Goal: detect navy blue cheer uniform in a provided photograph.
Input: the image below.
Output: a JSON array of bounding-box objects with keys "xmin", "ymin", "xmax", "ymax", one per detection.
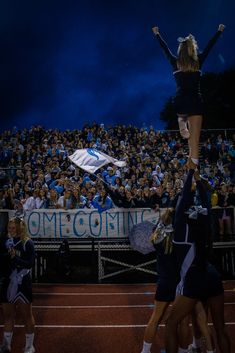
[
  {"xmin": 155, "ymin": 31, "xmax": 222, "ymax": 115},
  {"xmin": 173, "ymin": 170, "xmax": 223, "ymax": 301},
  {"xmin": 154, "ymin": 237, "xmax": 180, "ymax": 302},
  {"xmin": 0, "ymin": 237, "xmax": 35, "ymax": 304}
]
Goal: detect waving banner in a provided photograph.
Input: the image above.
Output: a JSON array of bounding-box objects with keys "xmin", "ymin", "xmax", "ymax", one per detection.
[{"xmin": 68, "ymin": 148, "xmax": 126, "ymax": 173}]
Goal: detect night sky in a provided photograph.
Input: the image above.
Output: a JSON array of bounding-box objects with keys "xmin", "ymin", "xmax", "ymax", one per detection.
[{"xmin": 1, "ymin": 0, "xmax": 235, "ymax": 132}]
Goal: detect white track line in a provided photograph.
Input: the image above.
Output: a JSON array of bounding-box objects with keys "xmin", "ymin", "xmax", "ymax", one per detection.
[
  {"xmin": 33, "ymin": 305, "xmax": 154, "ymax": 309},
  {"xmin": 0, "ymin": 323, "xmax": 235, "ymax": 328},
  {"xmin": 33, "ymin": 289, "xmax": 235, "ymax": 296},
  {"xmin": 34, "ymin": 292, "xmax": 155, "ymax": 295},
  {"xmin": 33, "ymin": 281, "xmax": 235, "ymax": 286},
  {"xmin": 32, "ymin": 302, "xmax": 235, "ymax": 309},
  {"xmin": 0, "ymin": 303, "xmax": 234, "ymax": 310},
  {"xmin": 33, "ymin": 283, "xmax": 157, "ymax": 286}
]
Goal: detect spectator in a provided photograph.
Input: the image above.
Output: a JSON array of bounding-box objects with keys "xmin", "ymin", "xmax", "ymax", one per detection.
[
  {"xmin": 92, "ymin": 187, "xmax": 113, "ymax": 212},
  {"xmin": 217, "ymin": 184, "xmax": 233, "ymax": 237},
  {"xmin": 104, "ymin": 167, "xmax": 117, "ymax": 186},
  {"xmin": 48, "ymin": 189, "xmax": 59, "ymax": 209},
  {"xmin": 35, "ymin": 189, "xmax": 49, "ymax": 209},
  {"xmin": 22, "ymin": 191, "xmax": 36, "ymax": 212}
]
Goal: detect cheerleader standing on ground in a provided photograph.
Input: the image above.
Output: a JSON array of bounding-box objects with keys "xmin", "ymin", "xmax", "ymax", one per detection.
[
  {"xmin": 140, "ymin": 176, "xmax": 216, "ymax": 353},
  {"xmin": 140, "ymin": 208, "xmax": 190, "ymax": 353},
  {"xmin": 0, "ymin": 218, "xmax": 36, "ymax": 353},
  {"xmin": 152, "ymin": 24, "xmax": 225, "ymax": 167}
]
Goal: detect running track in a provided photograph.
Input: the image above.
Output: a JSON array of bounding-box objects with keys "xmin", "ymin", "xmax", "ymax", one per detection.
[{"xmin": 0, "ymin": 281, "xmax": 235, "ymax": 353}]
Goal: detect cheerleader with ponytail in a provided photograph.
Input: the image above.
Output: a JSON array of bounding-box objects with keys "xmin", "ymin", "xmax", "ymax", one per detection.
[
  {"xmin": 140, "ymin": 208, "xmax": 187, "ymax": 353},
  {"xmin": 0, "ymin": 218, "xmax": 35, "ymax": 353},
  {"xmin": 152, "ymin": 24, "xmax": 225, "ymax": 168}
]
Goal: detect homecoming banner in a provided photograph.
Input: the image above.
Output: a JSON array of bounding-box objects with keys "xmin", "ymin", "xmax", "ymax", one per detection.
[{"xmin": 2, "ymin": 208, "xmax": 160, "ymax": 239}]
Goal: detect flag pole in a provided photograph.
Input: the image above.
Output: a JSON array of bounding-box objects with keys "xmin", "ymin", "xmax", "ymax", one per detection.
[{"xmin": 93, "ymin": 173, "xmax": 110, "ymax": 187}]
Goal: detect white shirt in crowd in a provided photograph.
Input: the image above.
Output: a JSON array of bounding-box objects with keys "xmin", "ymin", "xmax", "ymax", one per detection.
[{"xmin": 23, "ymin": 197, "xmax": 36, "ymax": 211}]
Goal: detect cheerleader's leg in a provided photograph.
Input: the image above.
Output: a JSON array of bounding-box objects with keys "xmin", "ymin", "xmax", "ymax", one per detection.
[{"xmin": 187, "ymin": 115, "xmax": 202, "ymax": 166}]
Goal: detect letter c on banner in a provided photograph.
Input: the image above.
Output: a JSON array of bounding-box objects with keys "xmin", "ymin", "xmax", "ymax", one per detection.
[{"xmin": 73, "ymin": 211, "xmax": 86, "ymax": 237}]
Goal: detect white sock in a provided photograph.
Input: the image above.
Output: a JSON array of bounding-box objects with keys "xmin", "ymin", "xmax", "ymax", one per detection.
[
  {"xmin": 3, "ymin": 332, "xmax": 13, "ymax": 347},
  {"xmin": 178, "ymin": 348, "xmax": 188, "ymax": 353},
  {"xmin": 192, "ymin": 336, "xmax": 201, "ymax": 348},
  {"xmin": 191, "ymin": 158, "xmax": 199, "ymax": 165},
  {"xmin": 141, "ymin": 341, "xmax": 152, "ymax": 353},
  {"xmin": 25, "ymin": 333, "xmax": 34, "ymax": 349},
  {"xmin": 178, "ymin": 118, "xmax": 188, "ymax": 131}
]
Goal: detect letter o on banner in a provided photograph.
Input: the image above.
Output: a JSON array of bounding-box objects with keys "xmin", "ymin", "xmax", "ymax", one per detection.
[
  {"xmin": 89, "ymin": 211, "xmax": 102, "ymax": 237},
  {"xmin": 27, "ymin": 212, "xmax": 41, "ymax": 237}
]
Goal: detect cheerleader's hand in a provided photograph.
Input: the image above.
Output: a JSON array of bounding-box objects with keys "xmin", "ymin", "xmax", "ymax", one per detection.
[
  {"xmin": 152, "ymin": 26, "xmax": 159, "ymax": 35},
  {"xmin": 9, "ymin": 248, "xmax": 16, "ymax": 258},
  {"xmin": 194, "ymin": 170, "xmax": 201, "ymax": 181},
  {"xmin": 218, "ymin": 24, "xmax": 225, "ymax": 32},
  {"xmin": 186, "ymin": 158, "xmax": 198, "ymax": 170}
]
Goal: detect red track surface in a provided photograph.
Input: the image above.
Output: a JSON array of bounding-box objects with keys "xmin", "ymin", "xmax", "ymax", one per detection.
[{"xmin": 0, "ymin": 281, "xmax": 235, "ymax": 353}]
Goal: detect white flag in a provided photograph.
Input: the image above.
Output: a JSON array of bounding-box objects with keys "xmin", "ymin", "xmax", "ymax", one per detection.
[{"xmin": 68, "ymin": 148, "xmax": 126, "ymax": 173}]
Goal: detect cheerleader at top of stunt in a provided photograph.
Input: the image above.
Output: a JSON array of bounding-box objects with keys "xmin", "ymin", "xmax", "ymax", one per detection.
[{"xmin": 152, "ymin": 24, "xmax": 225, "ymax": 167}]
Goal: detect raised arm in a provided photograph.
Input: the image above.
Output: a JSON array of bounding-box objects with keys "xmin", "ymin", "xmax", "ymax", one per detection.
[
  {"xmin": 174, "ymin": 169, "xmax": 194, "ymax": 222},
  {"xmin": 152, "ymin": 26, "xmax": 177, "ymax": 68},
  {"xmin": 103, "ymin": 183, "xmax": 126, "ymax": 207},
  {"xmin": 199, "ymin": 24, "xmax": 225, "ymax": 66},
  {"xmin": 194, "ymin": 171, "xmax": 211, "ymax": 210}
]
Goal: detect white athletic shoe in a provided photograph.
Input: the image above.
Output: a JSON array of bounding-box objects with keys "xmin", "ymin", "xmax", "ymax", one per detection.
[
  {"xmin": 179, "ymin": 127, "xmax": 190, "ymax": 139},
  {"xmin": 178, "ymin": 118, "xmax": 190, "ymax": 139},
  {"xmin": 24, "ymin": 346, "xmax": 35, "ymax": 353}
]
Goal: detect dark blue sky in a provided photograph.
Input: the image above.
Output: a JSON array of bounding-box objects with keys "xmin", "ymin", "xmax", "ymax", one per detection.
[{"xmin": 1, "ymin": 0, "xmax": 235, "ymax": 132}]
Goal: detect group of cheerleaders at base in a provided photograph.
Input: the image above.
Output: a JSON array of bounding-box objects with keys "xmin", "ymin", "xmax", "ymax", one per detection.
[
  {"xmin": 140, "ymin": 23, "xmax": 230, "ymax": 353},
  {"xmin": 140, "ymin": 166, "xmax": 231, "ymax": 353}
]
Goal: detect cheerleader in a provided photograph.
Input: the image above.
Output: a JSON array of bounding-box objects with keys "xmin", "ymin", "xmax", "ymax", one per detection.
[
  {"xmin": 152, "ymin": 24, "xmax": 225, "ymax": 167},
  {"xmin": 140, "ymin": 208, "xmax": 190, "ymax": 353},
  {"xmin": 165, "ymin": 167, "xmax": 230, "ymax": 353},
  {"xmin": 0, "ymin": 217, "xmax": 35, "ymax": 353}
]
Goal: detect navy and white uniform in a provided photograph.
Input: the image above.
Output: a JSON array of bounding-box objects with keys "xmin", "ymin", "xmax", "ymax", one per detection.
[
  {"xmin": 173, "ymin": 170, "xmax": 223, "ymax": 301},
  {"xmin": 154, "ymin": 238, "xmax": 180, "ymax": 302},
  {"xmin": 155, "ymin": 31, "xmax": 222, "ymax": 115},
  {"xmin": 0, "ymin": 237, "xmax": 35, "ymax": 304}
]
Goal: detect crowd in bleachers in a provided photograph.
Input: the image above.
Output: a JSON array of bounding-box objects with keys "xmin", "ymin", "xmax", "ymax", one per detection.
[{"xmin": 0, "ymin": 124, "xmax": 235, "ymax": 225}]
